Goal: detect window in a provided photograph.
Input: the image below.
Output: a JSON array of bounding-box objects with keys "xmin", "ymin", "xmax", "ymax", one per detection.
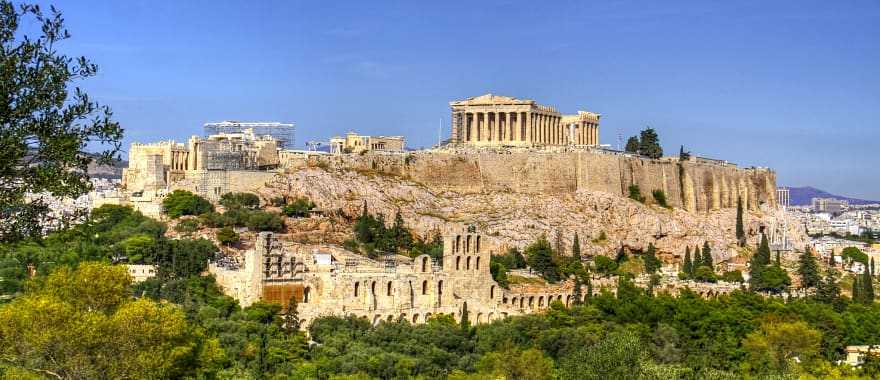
[
  {"xmin": 387, "ymin": 281, "xmax": 393, "ymax": 296},
  {"xmin": 354, "ymin": 282, "xmax": 359, "ymax": 297},
  {"xmin": 422, "ymin": 280, "xmax": 428, "ymax": 295}
]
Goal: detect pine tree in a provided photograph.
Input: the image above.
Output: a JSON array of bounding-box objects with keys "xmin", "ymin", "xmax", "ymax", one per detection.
[
  {"xmin": 736, "ymin": 197, "xmax": 746, "ymax": 247},
  {"xmin": 638, "ymin": 128, "xmax": 663, "ymax": 159},
  {"xmin": 797, "ymin": 247, "xmax": 820, "ymax": 289},
  {"xmin": 702, "ymin": 241, "xmax": 714, "ymax": 269},
  {"xmin": 816, "ymin": 269, "xmax": 841, "ymax": 305},
  {"xmin": 683, "ymin": 246, "xmax": 693, "ymax": 278},
  {"xmin": 644, "ymin": 243, "xmax": 661, "ymax": 273},
  {"xmin": 625, "ymin": 136, "xmax": 640, "ymax": 153},
  {"xmin": 572, "ymin": 232, "xmax": 581, "ymax": 262}
]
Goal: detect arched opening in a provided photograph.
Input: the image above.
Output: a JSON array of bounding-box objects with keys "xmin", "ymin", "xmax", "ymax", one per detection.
[
  {"xmin": 372, "ymin": 315, "xmax": 381, "ymax": 326},
  {"xmin": 466, "ymin": 235, "xmax": 472, "ymax": 253},
  {"xmin": 409, "ymin": 281, "xmax": 414, "ymax": 306},
  {"xmin": 422, "ymin": 280, "xmax": 428, "ymax": 295},
  {"xmin": 354, "ymin": 282, "xmax": 359, "ymax": 297},
  {"xmin": 370, "ymin": 282, "xmax": 377, "ymax": 309},
  {"xmin": 520, "ymin": 297, "xmax": 525, "ymax": 308},
  {"xmin": 511, "ymin": 297, "xmax": 517, "ymax": 306},
  {"xmin": 387, "ymin": 315, "xmax": 393, "ymax": 322},
  {"xmin": 488, "ymin": 312, "xmax": 494, "ymax": 322},
  {"xmin": 421, "ymin": 257, "xmax": 428, "ymax": 272},
  {"xmin": 476, "ymin": 236, "xmax": 481, "ymax": 252},
  {"xmin": 412, "ymin": 314, "xmax": 420, "ymax": 323},
  {"xmin": 476, "ymin": 256, "xmax": 481, "ymax": 270},
  {"xmin": 528, "ymin": 296, "xmax": 534, "ymax": 308},
  {"xmin": 455, "ymin": 256, "xmax": 461, "ymax": 270},
  {"xmin": 303, "ymin": 287, "xmax": 311, "ymax": 303},
  {"xmin": 466, "ymin": 257, "xmax": 471, "ymax": 270},
  {"xmin": 437, "ymin": 280, "xmax": 443, "ymax": 306},
  {"xmin": 425, "ymin": 312, "xmax": 432, "ymax": 321},
  {"xmin": 455, "ymin": 235, "xmax": 461, "ymax": 253},
  {"xmin": 557, "ymin": 294, "xmax": 562, "ymax": 302},
  {"xmin": 490, "ymin": 285, "xmax": 495, "ymax": 299},
  {"xmin": 386, "ymin": 281, "xmax": 393, "ymax": 296},
  {"xmin": 538, "ymin": 296, "xmax": 544, "ymax": 307},
  {"xmin": 477, "ymin": 313, "xmax": 483, "ymax": 324}
]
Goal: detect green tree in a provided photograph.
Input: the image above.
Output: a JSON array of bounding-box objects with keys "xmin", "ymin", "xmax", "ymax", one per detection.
[
  {"xmin": 638, "ymin": 127, "xmax": 663, "ymax": 159},
  {"xmin": 694, "ymin": 266, "xmax": 718, "ymax": 283},
  {"xmin": 651, "ymin": 189, "xmax": 669, "ymax": 208},
  {"xmin": 861, "ymin": 269, "xmax": 874, "ymax": 304},
  {"xmin": 628, "ymin": 184, "xmax": 645, "ymax": 203},
  {"xmin": 749, "ymin": 234, "xmax": 772, "ymax": 290},
  {"xmin": 0, "ymin": 2, "xmax": 123, "ymax": 243},
  {"xmin": 594, "ymin": 256, "xmax": 618, "ymax": 275},
  {"xmin": 797, "ymin": 247, "xmax": 820, "ymax": 289},
  {"xmin": 815, "ymin": 269, "xmax": 841, "ymax": 305},
  {"xmin": 216, "ymin": 227, "xmax": 239, "ymax": 246},
  {"xmin": 572, "ymin": 276, "xmax": 583, "ymax": 306},
  {"xmin": 571, "ymin": 232, "xmax": 581, "ymax": 262},
  {"xmin": 756, "ymin": 265, "xmax": 791, "ymax": 293},
  {"xmin": 678, "ymin": 145, "xmax": 691, "ymax": 161},
  {"xmin": 742, "ymin": 321, "xmax": 822, "ymax": 374},
  {"xmin": 643, "ymin": 243, "xmax": 661, "ymax": 273},
  {"xmin": 281, "ymin": 197, "xmax": 316, "ymax": 218},
  {"xmin": 460, "ymin": 302, "xmax": 470, "ymax": 332},
  {"xmin": 558, "ymin": 330, "xmax": 643, "ymax": 380},
  {"xmin": 525, "ymin": 236, "xmax": 560, "ymax": 282},
  {"xmin": 736, "ymin": 197, "xmax": 746, "ymax": 246},
  {"xmin": 683, "ymin": 246, "xmax": 693, "ymax": 278},
  {"xmin": 721, "ymin": 270, "xmax": 745, "ymax": 283},
  {"xmin": 219, "ymin": 192, "xmax": 261, "ymax": 210},
  {"xmin": 246, "ymin": 211, "xmax": 284, "ymax": 232},
  {"xmin": 624, "ymin": 136, "xmax": 640, "ymax": 153},
  {"xmin": 701, "ymin": 241, "xmax": 714, "ymax": 269},
  {"xmin": 162, "ymin": 190, "xmax": 214, "ymax": 219},
  {"xmin": 842, "ymin": 246, "xmax": 869, "ymax": 264}
]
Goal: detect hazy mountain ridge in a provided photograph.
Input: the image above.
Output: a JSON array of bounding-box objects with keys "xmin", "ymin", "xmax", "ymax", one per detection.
[{"xmin": 787, "ymin": 186, "xmax": 878, "ymax": 206}]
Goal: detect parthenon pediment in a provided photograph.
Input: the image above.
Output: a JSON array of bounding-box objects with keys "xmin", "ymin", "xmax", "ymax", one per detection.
[{"xmin": 451, "ymin": 93, "xmax": 534, "ymax": 106}]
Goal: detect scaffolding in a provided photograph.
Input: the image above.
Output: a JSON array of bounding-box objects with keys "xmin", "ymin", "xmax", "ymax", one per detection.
[{"xmin": 203, "ymin": 121, "xmax": 296, "ymax": 149}]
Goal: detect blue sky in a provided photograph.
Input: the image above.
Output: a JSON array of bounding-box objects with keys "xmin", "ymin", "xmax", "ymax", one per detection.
[{"xmin": 48, "ymin": 0, "xmax": 880, "ymax": 199}]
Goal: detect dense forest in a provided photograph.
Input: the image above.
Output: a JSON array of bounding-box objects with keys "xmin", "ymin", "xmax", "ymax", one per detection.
[{"xmin": 2, "ymin": 205, "xmax": 880, "ymax": 379}]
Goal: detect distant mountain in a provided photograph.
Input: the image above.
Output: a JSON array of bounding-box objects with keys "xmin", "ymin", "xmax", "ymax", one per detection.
[{"xmin": 786, "ymin": 186, "xmax": 879, "ymax": 206}]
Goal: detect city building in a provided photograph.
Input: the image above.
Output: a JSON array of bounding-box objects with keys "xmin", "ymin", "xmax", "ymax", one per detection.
[
  {"xmin": 812, "ymin": 197, "xmax": 849, "ymax": 214},
  {"xmin": 448, "ymin": 94, "xmax": 600, "ymax": 147},
  {"xmin": 329, "ymin": 132, "xmax": 406, "ymax": 154}
]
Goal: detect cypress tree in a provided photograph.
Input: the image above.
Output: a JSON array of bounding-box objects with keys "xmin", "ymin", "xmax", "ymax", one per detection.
[
  {"xmin": 683, "ymin": 246, "xmax": 693, "ymax": 278},
  {"xmin": 797, "ymin": 246, "xmax": 820, "ymax": 289},
  {"xmin": 586, "ymin": 277, "xmax": 593, "ymax": 303},
  {"xmin": 853, "ymin": 275, "xmax": 863, "ymax": 303},
  {"xmin": 736, "ymin": 197, "xmax": 745, "ymax": 247},
  {"xmin": 572, "ymin": 232, "xmax": 581, "ymax": 262},
  {"xmin": 864, "ymin": 269, "xmax": 875, "ymax": 304},
  {"xmin": 702, "ymin": 241, "xmax": 714, "ymax": 269},
  {"xmin": 460, "ymin": 302, "xmax": 470, "ymax": 331},
  {"xmin": 572, "ymin": 276, "xmax": 583, "ymax": 306},
  {"xmin": 749, "ymin": 234, "xmax": 771, "ymax": 290},
  {"xmin": 615, "ymin": 246, "xmax": 627, "ymax": 263},
  {"xmin": 694, "ymin": 245, "xmax": 703, "ymax": 269},
  {"xmin": 816, "ymin": 269, "xmax": 841, "ymax": 305}
]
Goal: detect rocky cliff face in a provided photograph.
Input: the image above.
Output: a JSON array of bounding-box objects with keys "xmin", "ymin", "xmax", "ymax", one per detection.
[
  {"xmin": 260, "ymin": 166, "xmax": 806, "ymax": 265},
  {"xmin": 296, "ymin": 150, "xmax": 777, "ymax": 214}
]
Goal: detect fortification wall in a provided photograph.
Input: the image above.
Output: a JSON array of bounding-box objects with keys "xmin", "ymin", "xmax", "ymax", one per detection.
[{"xmin": 294, "ymin": 150, "xmax": 776, "ymax": 212}]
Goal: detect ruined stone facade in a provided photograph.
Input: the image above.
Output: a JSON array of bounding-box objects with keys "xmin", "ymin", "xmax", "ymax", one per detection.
[
  {"xmin": 449, "ymin": 94, "xmax": 600, "ymax": 147},
  {"xmin": 210, "ymin": 229, "xmax": 584, "ymax": 327},
  {"xmin": 329, "ymin": 131, "xmax": 406, "ymax": 154}
]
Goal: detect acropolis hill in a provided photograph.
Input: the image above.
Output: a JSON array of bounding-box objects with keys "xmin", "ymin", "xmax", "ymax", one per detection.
[{"xmin": 115, "ymin": 93, "xmax": 806, "ymax": 325}]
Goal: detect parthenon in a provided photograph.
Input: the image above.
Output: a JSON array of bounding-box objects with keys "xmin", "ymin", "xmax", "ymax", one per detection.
[{"xmin": 449, "ymin": 94, "xmax": 600, "ymax": 147}]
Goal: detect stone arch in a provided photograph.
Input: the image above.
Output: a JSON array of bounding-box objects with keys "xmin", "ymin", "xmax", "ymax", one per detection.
[
  {"xmin": 557, "ymin": 294, "xmax": 562, "ymax": 302},
  {"xmin": 354, "ymin": 281, "xmax": 360, "ymax": 297},
  {"xmin": 565, "ymin": 295, "xmax": 571, "ymax": 306},
  {"xmin": 386, "ymin": 281, "xmax": 393, "ymax": 296},
  {"xmin": 488, "ymin": 312, "xmax": 494, "ymax": 322},
  {"xmin": 400, "ymin": 313, "xmax": 407, "ymax": 322},
  {"xmin": 455, "ymin": 235, "xmax": 461, "ymax": 253},
  {"xmin": 466, "ymin": 235, "xmax": 472, "ymax": 253},
  {"xmin": 511, "ymin": 297, "xmax": 518, "ymax": 307},
  {"xmin": 425, "ymin": 312, "xmax": 432, "ymax": 321},
  {"xmin": 476, "ymin": 236, "xmax": 481, "ymax": 252},
  {"xmin": 387, "ymin": 315, "xmax": 394, "ymax": 322},
  {"xmin": 520, "ymin": 297, "xmax": 525, "ymax": 308},
  {"xmin": 466, "ymin": 256, "xmax": 471, "ymax": 270},
  {"xmin": 476, "ymin": 256, "xmax": 481, "ymax": 270},
  {"xmin": 303, "ymin": 286, "xmax": 311, "ymax": 303},
  {"xmin": 437, "ymin": 280, "xmax": 444, "ymax": 306},
  {"xmin": 372, "ymin": 315, "xmax": 381, "ymax": 326},
  {"xmin": 456, "ymin": 256, "xmax": 461, "ymax": 270},
  {"xmin": 412, "ymin": 314, "xmax": 420, "ymax": 323},
  {"xmin": 490, "ymin": 285, "xmax": 495, "ymax": 299},
  {"xmin": 528, "ymin": 296, "xmax": 534, "ymax": 308},
  {"xmin": 422, "ymin": 280, "xmax": 428, "ymax": 295},
  {"xmin": 409, "ymin": 281, "xmax": 414, "ymax": 306},
  {"xmin": 370, "ymin": 281, "xmax": 377, "ymax": 309},
  {"xmin": 538, "ymin": 296, "xmax": 544, "ymax": 307},
  {"xmin": 476, "ymin": 313, "xmax": 484, "ymax": 324},
  {"xmin": 421, "ymin": 256, "xmax": 429, "ymax": 272}
]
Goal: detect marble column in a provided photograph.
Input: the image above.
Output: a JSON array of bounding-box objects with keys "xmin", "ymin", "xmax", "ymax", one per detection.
[
  {"xmin": 494, "ymin": 112, "xmax": 501, "ymax": 142},
  {"xmin": 526, "ymin": 112, "xmax": 532, "ymax": 143}
]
